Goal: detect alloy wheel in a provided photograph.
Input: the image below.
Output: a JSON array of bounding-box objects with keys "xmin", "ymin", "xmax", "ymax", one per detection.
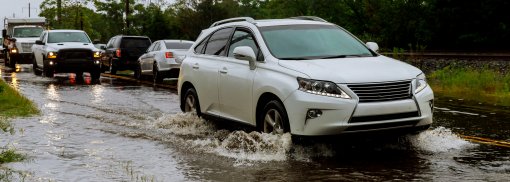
[{"xmin": 264, "ymin": 109, "xmax": 285, "ymax": 134}]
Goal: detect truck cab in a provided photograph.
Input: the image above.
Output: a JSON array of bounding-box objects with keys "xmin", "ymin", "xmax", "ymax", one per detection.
[{"xmin": 2, "ymin": 18, "xmax": 46, "ymax": 68}]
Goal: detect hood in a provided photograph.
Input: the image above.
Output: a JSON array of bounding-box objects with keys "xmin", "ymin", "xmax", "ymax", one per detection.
[
  {"xmin": 14, "ymin": 37, "xmax": 39, "ymax": 43},
  {"xmin": 46, "ymin": 42, "xmax": 98, "ymax": 52},
  {"xmin": 278, "ymin": 56, "xmax": 422, "ymax": 84}
]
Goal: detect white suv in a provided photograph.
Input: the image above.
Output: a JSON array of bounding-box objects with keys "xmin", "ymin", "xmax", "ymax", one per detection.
[{"xmin": 178, "ymin": 17, "xmax": 434, "ymax": 136}]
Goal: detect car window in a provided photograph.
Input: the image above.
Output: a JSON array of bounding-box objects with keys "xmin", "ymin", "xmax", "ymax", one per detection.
[
  {"xmin": 165, "ymin": 42, "xmax": 193, "ymax": 50},
  {"xmin": 47, "ymin": 32, "xmax": 91, "ymax": 43},
  {"xmin": 107, "ymin": 38, "xmax": 116, "ymax": 48},
  {"xmin": 227, "ymin": 29, "xmax": 263, "ymax": 61},
  {"xmin": 147, "ymin": 42, "xmax": 155, "ymax": 52},
  {"xmin": 204, "ymin": 27, "xmax": 234, "ymax": 56},
  {"xmin": 153, "ymin": 42, "xmax": 161, "ymax": 51},
  {"xmin": 260, "ymin": 24, "xmax": 374, "ymax": 60},
  {"xmin": 194, "ymin": 38, "xmax": 207, "ymax": 54},
  {"xmin": 120, "ymin": 37, "xmax": 151, "ymax": 48}
]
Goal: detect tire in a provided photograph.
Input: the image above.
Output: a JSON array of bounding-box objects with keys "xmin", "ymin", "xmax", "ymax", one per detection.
[
  {"xmin": 91, "ymin": 70, "xmax": 101, "ymax": 81},
  {"xmin": 134, "ymin": 64, "xmax": 142, "ymax": 80},
  {"xmin": 182, "ymin": 87, "xmax": 201, "ymax": 116},
  {"xmin": 258, "ymin": 100, "xmax": 290, "ymax": 134},
  {"xmin": 43, "ymin": 64, "xmax": 54, "ymax": 77},
  {"xmin": 5, "ymin": 52, "xmax": 15, "ymax": 68},
  {"xmin": 33, "ymin": 56, "xmax": 42, "ymax": 76},
  {"xmin": 153, "ymin": 63, "xmax": 163, "ymax": 83},
  {"xmin": 109, "ymin": 60, "xmax": 117, "ymax": 75}
]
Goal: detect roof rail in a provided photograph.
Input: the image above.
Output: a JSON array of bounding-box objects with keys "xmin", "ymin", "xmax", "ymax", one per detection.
[
  {"xmin": 288, "ymin": 16, "xmax": 328, "ymax": 22},
  {"xmin": 210, "ymin": 17, "xmax": 255, "ymax": 28}
]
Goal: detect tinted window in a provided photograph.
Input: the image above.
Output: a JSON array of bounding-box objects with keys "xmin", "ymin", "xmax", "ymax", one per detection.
[
  {"xmin": 120, "ymin": 37, "xmax": 151, "ymax": 48},
  {"xmin": 194, "ymin": 39, "xmax": 207, "ymax": 53},
  {"xmin": 228, "ymin": 29, "xmax": 262, "ymax": 61},
  {"xmin": 47, "ymin": 32, "xmax": 91, "ymax": 43},
  {"xmin": 107, "ymin": 37, "xmax": 116, "ymax": 48},
  {"xmin": 260, "ymin": 24, "xmax": 373, "ymax": 60},
  {"xmin": 165, "ymin": 42, "xmax": 193, "ymax": 50},
  {"xmin": 204, "ymin": 28, "xmax": 234, "ymax": 56}
]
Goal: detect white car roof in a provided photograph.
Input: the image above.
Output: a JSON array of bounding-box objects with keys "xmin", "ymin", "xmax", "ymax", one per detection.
[
  {"xmin": 254, "ymin": 19, "xmax": 332, "ymax": 27},
  {"xmin": 46, "ymin": 29, "xmax": 85, "ymax": 33},
  {"xmin": 163, "ymin": 40, "xmax": 194, "ymax": 44}
]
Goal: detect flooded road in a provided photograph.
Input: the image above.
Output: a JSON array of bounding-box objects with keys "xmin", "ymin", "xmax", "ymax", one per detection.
[{"xmin": 1, "ymin": 64, "xmax": 509, "ymax": 181}]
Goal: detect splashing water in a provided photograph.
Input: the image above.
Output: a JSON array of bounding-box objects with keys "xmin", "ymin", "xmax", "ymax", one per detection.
[{"xmin": 407, "ymin": 127, "xmax": 477, "ymax": 153}]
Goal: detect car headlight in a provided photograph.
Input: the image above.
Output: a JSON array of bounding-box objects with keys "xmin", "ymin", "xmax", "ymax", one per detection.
[
  {"xmin": 47, "ymin": 52, "xmax": 57, "ymax": 59},
  {"xmin": 93, "ymin": 51, "xmax": 101, "ymax": 58},
  {"xmin": 10, "ymin": 48, "xmax": 18, "ymax": 54},
  {"xmin": 415, "ymin": 73, "xmax": 428, "ymax": 93},
  {"xmin": 297, "ymin": 77, "xmax": 351, "ymax": 99}
]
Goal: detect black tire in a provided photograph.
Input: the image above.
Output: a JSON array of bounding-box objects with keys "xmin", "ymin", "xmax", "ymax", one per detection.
[
  {"xmin": 182, "ymin": 87, "xmax": 201, "ymax": 116},
  {"xmin": 33, "ymin": 56, "xmax": 42, "ymax": 76},
  {"xmin": 109, "ymin": 60, "xmax": 117, "ymax": 75},
  {"xmin": 6, "ymin": 52, "xmax": 15, "ymax": 68},
  {"xmin": 153, "ymin": 63, "xmax": 163, "ymax": 83},
  {"xmin": 258, "ymin": 100, "xmax": 290, "ymax": 134},
  {"xmin": 43, "ymin": 65, "xmax": 54, "ymax": 77},
  {"xmin": 134, "ymin": 64, "xmax": 142, "ymax": 80},
  {"xmin": 91, "ymin": 70, "xmax": 101, "ymax": 81}
]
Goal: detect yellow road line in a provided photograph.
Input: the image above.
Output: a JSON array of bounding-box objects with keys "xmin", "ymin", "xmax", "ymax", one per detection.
[
  {"xmin": 458, "ymin": 134, "xmax": 510, "ymax": 148},
  {"xmin": 101, "ymin": 73, "xmax": 176, "ymax": 89}
]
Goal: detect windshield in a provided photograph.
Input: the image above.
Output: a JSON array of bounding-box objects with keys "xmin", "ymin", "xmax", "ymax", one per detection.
[
  {"xmin": 48, "ymin": 32, "xmax": 91, "ymax": 43},
  {"xmin": 260, "ymin": 24, "xmax": 374, "ymax": 60},
  {"xmin": 13, "ymin": 27, "xmax": 44, "ymax": 38}
]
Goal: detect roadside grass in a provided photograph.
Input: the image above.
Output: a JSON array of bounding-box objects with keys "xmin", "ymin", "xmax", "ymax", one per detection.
[
  {"xmin": 429, "ymin": 66, "xmax": 510, "ymax": 106},
  {"xmin": 0, "ymin": 79, "xmax": 38, "ymax": 165}
]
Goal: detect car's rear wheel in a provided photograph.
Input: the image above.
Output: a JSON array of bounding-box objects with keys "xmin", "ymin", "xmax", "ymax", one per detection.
[
  {"xmin": 134, "ymin": 64, "xmax": 142, "ymax": 80},
  {"xmin": 153, "ymin": 63, "xmax": 163, "ymax": 83},
  {"xmin": 33, "ymin": 56, "xmax": 42, "ymax": 76},
  {"xmin": 260, "ymin": 100, "xmax": 289, "ymax": 134},
  {"xmin": 183, "ymin": 87, "xmax": 201, "ymax": 116}
]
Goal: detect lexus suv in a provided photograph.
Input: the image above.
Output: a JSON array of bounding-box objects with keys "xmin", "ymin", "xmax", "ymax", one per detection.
[
  {"xmin": 178, "ymin": 17, "xmax": 434, "ymax": 137},
  {"xmin": 32, "ymin": 30, "xmax": 102, "ymax": 80}
]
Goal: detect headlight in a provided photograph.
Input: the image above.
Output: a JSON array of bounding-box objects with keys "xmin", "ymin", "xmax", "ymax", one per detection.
[
  {"xmin": 47, "ymin": 52, "xmax": 57, "ymax": 59},
  {"xmin": 415, "ymin": 73, "xmax": 428, "ymax": 93},
  {"xmin": 10, "ymin": 48, "xmax": 18, "ymax": 54},
  {"xmin": 297, "ymin": 77, "xmax": 351, "ymax": 99},
  {"xmin": 93, "ymin": 51, "xmax": 101, "ymax": 58}
]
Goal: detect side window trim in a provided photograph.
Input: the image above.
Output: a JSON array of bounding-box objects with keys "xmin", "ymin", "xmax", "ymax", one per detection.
[
  {"xmin": 202, "ymin": 27, "xmax": 235, "ymax": 57},
  {"xmin": 227, "ymin": 26, "xmax": 264, "ymax": 62}
]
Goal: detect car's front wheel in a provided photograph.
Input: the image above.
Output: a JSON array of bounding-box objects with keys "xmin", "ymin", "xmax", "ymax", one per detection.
[
  {"xmin": 33, "ymin": 56, "xmax": 42, "ymax": 76},
  {"xmin": 183, "ymin": 87, "xmax": 201, "ymax": 116},
  {"xmin": 109, "ymin": 60, "xmax": 117, "ymax": 75},
  {"xmin": 43, "ymin": 61, "xmax": 54, "ymax": 77},
  {"xmin": 260, "ymin": 100, "xmax": 290, "ymax": 134}
]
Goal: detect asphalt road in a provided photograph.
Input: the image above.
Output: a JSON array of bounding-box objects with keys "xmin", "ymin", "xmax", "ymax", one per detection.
[{"xmin": 1, "ymin": 62, "xmax": 509, "ymax": 181}]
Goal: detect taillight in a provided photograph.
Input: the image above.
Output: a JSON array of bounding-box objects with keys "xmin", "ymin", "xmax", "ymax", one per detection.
[
  {"xmin": 115, "ymin": 49, "xmax": 121, "ymax": 57},
  {"xmin": 165, "ymin": 52, "xmax": 173, "ymax": 58}
]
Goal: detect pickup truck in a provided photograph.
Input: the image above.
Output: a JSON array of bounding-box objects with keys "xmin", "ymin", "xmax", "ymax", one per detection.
[
  {"xmin": 32, "ymin": 30, "xmax": 102, "ymax": 80},
  {"xmin": 2, "ymin": 18, "xmax": 45, "ymax": 68}
]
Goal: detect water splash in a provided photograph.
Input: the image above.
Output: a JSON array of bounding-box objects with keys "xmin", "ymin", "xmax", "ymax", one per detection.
[{"xmin": 407, "ymin": 127, "xmax": 477, "ymax": 153}]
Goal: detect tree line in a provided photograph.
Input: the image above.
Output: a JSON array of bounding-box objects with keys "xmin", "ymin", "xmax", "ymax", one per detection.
[{"xmin": 39, "ymin": 0, "xmax": 510, "ymax": 51}]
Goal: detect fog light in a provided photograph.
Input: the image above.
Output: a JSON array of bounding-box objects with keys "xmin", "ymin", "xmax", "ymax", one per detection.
[
  {"xmin": 49, "ymin": 61, "xmax": 54, "ymax": 65},
  {"xmin": 95, "ymin": 60, "xmax": 100, "ymax": 64},
  {"xmin": 306, "ymin": 109, "xmax": 322, "ymax": 119}
]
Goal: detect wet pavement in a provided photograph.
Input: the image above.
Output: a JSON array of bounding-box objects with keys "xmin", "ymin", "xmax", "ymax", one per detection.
[{"xmin": 1, "ymin": 63, "xmax": 509, "ymax": 181}]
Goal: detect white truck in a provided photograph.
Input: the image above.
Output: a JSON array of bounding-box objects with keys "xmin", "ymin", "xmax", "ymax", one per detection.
[{"xmin": 2, "ymin": 18, "xmax": 46, "ymax": 68}]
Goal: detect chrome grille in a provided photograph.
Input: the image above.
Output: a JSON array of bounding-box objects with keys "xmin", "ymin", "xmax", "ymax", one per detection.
[
  {"xmin": 348, "ymin": 80, "xmax": 412, "ymax": 103},
  {"xmin": 21, "ymin": 43, "xmax": 34, "ymax": 53}
]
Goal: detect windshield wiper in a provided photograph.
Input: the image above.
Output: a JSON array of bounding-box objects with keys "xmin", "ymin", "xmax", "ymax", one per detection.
[{"xmin": 319, "ymin": 54, "xmax": 372, "ymax": 59}]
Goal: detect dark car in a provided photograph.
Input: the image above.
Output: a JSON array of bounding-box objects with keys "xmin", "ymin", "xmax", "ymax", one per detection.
[{"xmin": 102, "ymin": 35, "xmax": 151, "ymax": 74}]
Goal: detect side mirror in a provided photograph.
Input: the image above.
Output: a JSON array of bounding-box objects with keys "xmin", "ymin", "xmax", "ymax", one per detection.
[
  {"xmin": 233, "ymin": 46, "xmax": 256, "ymax": 70},
  {"xmin": 35, "ymin": 40, "xmax": 44, "ymax": 45},
  {"xmin": 1, "ymin": 29, "xmax": 6, "ymax": 38},
  {"xmin": 366, "ymin": 42, "xmax": 379, "ymax": 52},
  {"xmin": 100, "ymin": 45, "xmax": 106, "ymax": 50}
]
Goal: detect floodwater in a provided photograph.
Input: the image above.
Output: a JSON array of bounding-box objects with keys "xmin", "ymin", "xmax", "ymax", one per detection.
[{"xmin": 1, "ymin": 64, "xmax": 509, "ymax": 181}]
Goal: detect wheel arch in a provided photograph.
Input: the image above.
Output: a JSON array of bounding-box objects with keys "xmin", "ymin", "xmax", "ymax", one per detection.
[
  {"xmin": 255, "ymin": 92, "xmax": 290, "ymax": 132},
  {"xmin": 180, "ymin": 81, "xmax": 195, "ymax": 112}
]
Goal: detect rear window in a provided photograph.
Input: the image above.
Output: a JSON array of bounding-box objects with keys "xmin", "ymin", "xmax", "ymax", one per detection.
[
  {"xmin": 165, "ymin": 42, "xmax": 193, "ymax": 50},
  {"xmin": 120, "ymin": 37, "xmax": 151, "ymax": 48}
]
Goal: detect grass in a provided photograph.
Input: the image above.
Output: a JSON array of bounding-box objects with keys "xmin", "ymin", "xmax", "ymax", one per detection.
[
  {"xmin": 0, "ymin": 79, "xmax": 38, "ymax": 165},
  {"xmin": 429, "ymin": 66, "xmax": 510, "ymax": 106}
]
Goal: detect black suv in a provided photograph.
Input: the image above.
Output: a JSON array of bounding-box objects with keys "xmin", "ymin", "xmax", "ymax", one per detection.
[{"xmin": 102, "ymin": 35, "xmax": 151, "ymax": 74}]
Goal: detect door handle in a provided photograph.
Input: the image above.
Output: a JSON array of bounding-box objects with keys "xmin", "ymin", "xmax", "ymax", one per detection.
[
  {"xmin": 192, "ymin": 63, "xmax": 199, "ymax": 69},
  {"xmin": 219, "ymin": 67, "xmax": 228, "ymax": 74}
]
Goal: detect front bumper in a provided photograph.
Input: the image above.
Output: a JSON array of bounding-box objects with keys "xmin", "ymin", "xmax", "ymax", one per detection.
[
  {"xmin": 283, "ymin": 86, "xmax": 434, "ymax": 136},
  {"xmin": 47, "ymin": 58, "xmax": 101, "ymax": 73}
]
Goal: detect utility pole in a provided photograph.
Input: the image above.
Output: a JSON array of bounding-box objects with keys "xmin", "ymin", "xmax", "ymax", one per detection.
[
  {"xmin": 125, "ymin": 0, "xmax": 130, "ymax": 34},
  {"xmin": 57, "ymin": 0, "xmax": 62, "ymax": 27},
  {"xmin": 23, "ymin": 3, "xmax": 37, "ymax": 18}
]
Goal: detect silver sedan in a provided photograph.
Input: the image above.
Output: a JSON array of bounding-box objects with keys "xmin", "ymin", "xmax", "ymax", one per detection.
[{"xmin": 135, "ymin": 39, "xmax": 194, "ymax": 83}]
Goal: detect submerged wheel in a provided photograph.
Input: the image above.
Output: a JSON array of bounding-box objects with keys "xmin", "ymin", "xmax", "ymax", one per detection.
[
  {"xmin": 134, "ymin": 64, "xmax": 142, "ymax": 80},
  {"xmin": 183, "ymin": 87, "xmax": 201, "ymax": 115},
  {"xmin": 260, "ymin": 100, "xmax": 289, "ymax": 134},
  {"xmin": 109, "ymin": 60, "xmax": 117, "ymax": 75},
  {"xmin": 33, "ymin": 56, "xmax": 42, "ymax": 76},
  {"xmin": 153, "ymin": 63, "xmax": 163, "ymax": 83},
  {"xmin": 43, "ymin": 63, "xmax": 54, "ymax": 77}
]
